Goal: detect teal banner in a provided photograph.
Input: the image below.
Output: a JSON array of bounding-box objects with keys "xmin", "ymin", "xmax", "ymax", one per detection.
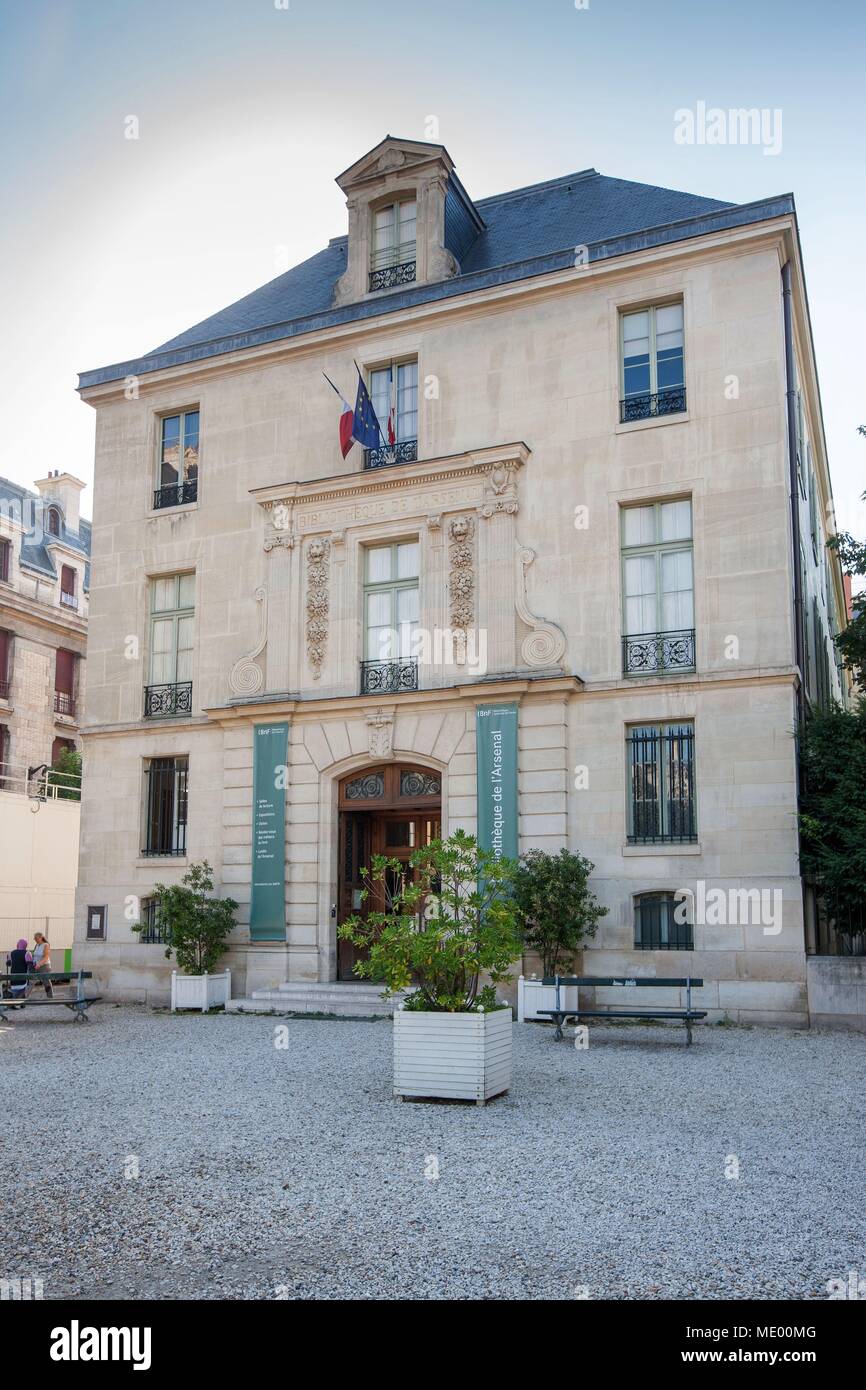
[
  {"xmin": 250, "ymin": 722, "xmax": 289, "ymax": 941},
  {"xmin": 475, "ymin": 704, "xmax": 519, "ymax": 863}
]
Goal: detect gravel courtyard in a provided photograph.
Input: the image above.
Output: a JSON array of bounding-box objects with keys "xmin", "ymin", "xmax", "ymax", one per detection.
[{"xmin": 2, "ymin": 1005, "xmax": 864, "ymax": 1301}]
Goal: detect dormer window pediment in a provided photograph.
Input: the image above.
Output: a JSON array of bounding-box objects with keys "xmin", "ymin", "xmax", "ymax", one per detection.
[{"xmin": 333, "ymin": 136, "xmax": 483, "ymax": 308}]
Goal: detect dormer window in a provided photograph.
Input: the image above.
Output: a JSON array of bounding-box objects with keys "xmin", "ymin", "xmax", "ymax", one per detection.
[
  {"xmin": 47, "ymin": 507, "xmax": 61, "ymax": 536},
  {"xmin": 370, "ymin": 200, "xmax": 417, "ymax": 292}
]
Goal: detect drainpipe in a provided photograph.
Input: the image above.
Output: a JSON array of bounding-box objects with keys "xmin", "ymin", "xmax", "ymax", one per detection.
[{"xmin": 782, "ymin": 261, "xmax": 805, "ymax": 728}]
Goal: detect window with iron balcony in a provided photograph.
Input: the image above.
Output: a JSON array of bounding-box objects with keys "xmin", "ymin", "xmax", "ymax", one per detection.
[
  {"xmin": 620, "ymin": 302, "xmax": 686, "ymax": 423},
  {"xmin": 621, "ymin": 499, "xmax": 695, "ymax": 677},
  {"xmin": 154, "ymin": 409, "xmax": 199, "ymax": 510},
  {"xmin": 361, "ymin": 541, "xmax": 420, "ymax": 695},
  {"xmin": 369, "ymin": 199, "xmax": 416, "ymax": 292},
  {"xmin": 365, "ymin": 360, "xmax": 418, "ymax": 469},
  {"xmin": 144, "ymin": 573, "xmax": 194, "ymax": 718}
]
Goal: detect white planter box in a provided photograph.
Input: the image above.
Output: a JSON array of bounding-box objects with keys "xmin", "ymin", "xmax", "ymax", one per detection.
[
  {"xmin": 517, "ymin": 975, "xmax": 578, "ymax": 1022},
  {"xmin": 171, "ymin": 969, "xmax": 231, "ymax": 1013},
  {"xmin": 393, "ymin": 1007, "xmax": 512, "ymax": 1105}
]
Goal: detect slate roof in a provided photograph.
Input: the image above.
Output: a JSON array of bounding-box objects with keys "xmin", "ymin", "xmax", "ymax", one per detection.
[
  {"xmin": 78, "ymin": 165, "xmax": 794, "ymax": 390},
  {"xmin": 0, "ymin": 475, "xmax": 91, "ymax": 588}
]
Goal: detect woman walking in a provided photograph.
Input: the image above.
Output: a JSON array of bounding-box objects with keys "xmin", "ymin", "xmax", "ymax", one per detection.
[{"xmin": 32, "ymin": 932, "xmax": 54, "ymax": 999}]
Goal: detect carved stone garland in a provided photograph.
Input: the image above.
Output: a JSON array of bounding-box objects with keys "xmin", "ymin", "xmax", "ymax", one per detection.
[
  {"xmin": 447, "ymin": 515, "xmax": 475, "ymax": 665},
  {"xmin": 228, "ymin": 586, "xmax": 268, "ymax": 697},
  {"xmin": 305, "ymin": 538, "xmax": 330, "ymax": 679}
]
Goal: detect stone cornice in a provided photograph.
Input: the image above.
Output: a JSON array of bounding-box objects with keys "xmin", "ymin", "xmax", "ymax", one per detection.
[{"xmin": 250, "ymin": 441, "xmax": 530, "ymax": 518}]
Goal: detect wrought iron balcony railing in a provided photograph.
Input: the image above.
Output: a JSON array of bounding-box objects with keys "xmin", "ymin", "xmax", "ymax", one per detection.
[
  {"xmin": 143, "ymin": 681, "xmax": 193, "ymax": 719},
  {"xmin": 619, "ymin": 386, "xmax": 686, "ymax": 423},
  {"xmin": 364, "ymin": 438, "xmax": 418, "ymax": 470},
  {"xmin": 369, "ymin": 259, "xmax": 416, "ymax": 293},
  {"xmin": 623, "ymin": 629, "xmax": 695, "ymax": 677},
  {"xmin": 153, "ymin": 478, "xmax": 198, "ymax": 510},
  {"xmin": 54, "ymin": 690, "xmax": 76, "ymax": 717},
  {"xmin": 360, "ymin": 658, "xmax": 419, "ymax": 695},
  {"xmin": 60, "ymin": 591, "xmax": 78, "ymax": 610}
]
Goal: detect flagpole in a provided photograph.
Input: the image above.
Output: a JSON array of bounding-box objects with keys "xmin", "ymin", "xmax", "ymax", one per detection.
[{"xmin": 322, "ymin": 372, "xmax": 344, "ymax": 400}]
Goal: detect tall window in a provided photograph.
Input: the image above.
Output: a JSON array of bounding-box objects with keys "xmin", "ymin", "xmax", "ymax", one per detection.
[
  {"xmin": 48, "ymin": 507, "xmax": 61, "ymax": 536},
  {"xmin": 367, "ymin": 360, "xmax": 418, "ymax": 466},
  {"xmin": 54, "ymin": 648, "xmax": 76, "ymax": 717},
  {"xmin": 621, "ymin": 499, "xmax": 694, "ymax": 674},
  {"xmin": 60, "ymin": 564, "xmax": 77, "ymax": 609},
  {"xmin": 627, "ymin": 722, "xmax": 696, "ymax": 844},
  {"xmin": 361, "ymin": 542, "xmax": 420, "ymax": 693},
  {"xmin": 620, "ymin": 302, "xmax": 685, "ymax": 421},
  {"xmin": 0, "ymin": 538, "xmax": 10, "ymax": 583},
  {"xmin": 370, "ymin": 200, "xmax": 417, "ymax": 290},
  {"xmin": 155, "ymin": 409, "xmax": 199, "ymax": 509},
  {"xmin": 634, "ymin": 892, "xmax": 693, "ymax": 950},
  {"xmin": 143, "ymin": 757, "xmax": 188, "ymax": 856},
  {"xmin": 145, "ymin": 574, "xmax": 194, "ymax": 718},
  {"xmin": 0, "ymin": 629, "xmax": 10, "ymax": 700}
]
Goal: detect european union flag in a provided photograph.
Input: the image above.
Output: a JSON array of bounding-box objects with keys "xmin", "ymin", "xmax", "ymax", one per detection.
[{"xmin": 352, "ymin": 370, "xmax": 383, "ymax": 449}]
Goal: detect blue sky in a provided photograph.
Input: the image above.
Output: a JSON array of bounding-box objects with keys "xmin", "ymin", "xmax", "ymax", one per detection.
[{"xmin": 1, "ymin": 0, "xmax": 863, "ymax": 534}]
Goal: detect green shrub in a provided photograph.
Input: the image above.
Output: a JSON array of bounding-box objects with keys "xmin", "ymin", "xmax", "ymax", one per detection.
[
  {"xmin": 513, "ymin": 848, "xmax": 608, "ymax": 976},
  {"xmin": 337, "ymin": 829, "xmax": 520, "ymax": 1012},
  {"xmin": 134, "ymin": 860, "xmax": 238, "ymax": 975}
]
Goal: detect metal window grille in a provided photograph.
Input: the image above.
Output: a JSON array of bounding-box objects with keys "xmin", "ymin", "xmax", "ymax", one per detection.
[
  {"xmin": 627, "ymin": 724, "xmax": 696, "ymax": 844},
  {"xmin": 143, "ymin": 757, "xmax": 188, "ymax": 856},
  {"xmin": 634, "ymin": 892, "xmax": 693, "ymax": 950}
]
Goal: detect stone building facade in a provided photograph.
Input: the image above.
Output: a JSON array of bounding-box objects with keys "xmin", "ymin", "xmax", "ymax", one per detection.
[
  {"xmin": 74, "ymin": 137, "xmax": 847, "ymax": 1023},
  {"xmin": 0, "ymin": 471, "xmax": 89, "ymax": 784}
]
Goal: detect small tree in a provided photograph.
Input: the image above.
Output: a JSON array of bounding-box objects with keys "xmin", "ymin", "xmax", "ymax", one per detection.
[
  {"xmin": 47, "ymin": 747, "xmax": 81, "ymax": 801},
  {"xmin": 136, "ymin": 861, "xmax": 238, "ymax": 975},
  {"xmin": 337, "ymin": 829, "xmax": 521, "ymax": 1012},
  {"xmin": 513, "ymin": 848, "xmax": 608, "ymax": 976}
]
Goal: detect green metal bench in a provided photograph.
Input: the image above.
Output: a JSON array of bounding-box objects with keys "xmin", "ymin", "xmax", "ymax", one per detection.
[
  {"xmin": 538, "ymin": 975, "xmax": 707, "ymax": 1044},
  {"xmin": 0, "ymin": 970, "xmax": 101, "ymax": 1023}
]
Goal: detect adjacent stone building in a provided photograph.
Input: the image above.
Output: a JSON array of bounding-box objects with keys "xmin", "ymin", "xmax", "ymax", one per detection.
[
  {"xmin": 74, "ymin": 137, "xmax": 847, "ymax": 1023},
  {"xmin": 0, "ymin": 471, "xmax": 89, "ymax": 783}
]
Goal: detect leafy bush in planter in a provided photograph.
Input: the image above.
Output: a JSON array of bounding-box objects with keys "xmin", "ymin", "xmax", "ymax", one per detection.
[
  {"xmin": 337, "ymin": 829, "xmax": 520, "ymax": 1012},
  {"xmin": 133, "ymin": 860, "xmax": 238, "ymax": 975},
  {"xmin": 513, "ymin": 848, "xmax": 608, "ymax": 976}
]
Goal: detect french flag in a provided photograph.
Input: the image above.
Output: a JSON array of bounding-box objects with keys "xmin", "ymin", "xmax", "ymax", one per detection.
[{"xmin": 338, "ymin": 394, "xmax": 355, "ymax": 458}]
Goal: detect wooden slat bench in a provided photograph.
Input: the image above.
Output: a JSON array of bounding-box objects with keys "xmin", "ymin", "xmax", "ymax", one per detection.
[
  {"xmin": 538, "ymin": 975, "xmax": 707, "ymax": 1045},
  {"xmin": 0, "ymin": 970, "xmax": 101, "ymax": 1023}
]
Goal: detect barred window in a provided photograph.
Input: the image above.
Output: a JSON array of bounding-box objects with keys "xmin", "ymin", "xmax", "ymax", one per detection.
[
  {"xmin": 627, "ymin": 722, "xmax": 696, "ymax": 844},
  {"xmin": 634, "ymin": 892, "xmax": 693, "ymax": 950},
  {"xmin": 139, "ymin": 896, "xmax": 170, "ymax": 945},
  {"xmin": 143, "ymin": 756, "xmax": 188, "ymax": 856}
]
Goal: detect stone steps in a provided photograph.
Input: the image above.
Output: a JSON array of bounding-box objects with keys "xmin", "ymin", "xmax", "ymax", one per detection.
[{"xmin": 227, "ymin": 981, "xmax": 401, "ymax": 1018}]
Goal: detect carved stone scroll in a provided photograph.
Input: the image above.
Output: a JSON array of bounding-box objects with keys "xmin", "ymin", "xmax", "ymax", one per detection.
[
  {"xmin": 515, "ymin": 544, "xmax": 567, "ymax": 668},
  {"xmin": 228, "ymin": 586, "xmax": 267, "ymax": 697}
]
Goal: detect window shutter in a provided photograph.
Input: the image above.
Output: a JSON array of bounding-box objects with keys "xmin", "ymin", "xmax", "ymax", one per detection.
[
  {"xmin": 0, "ymin": 630, "xmax": 8, "ymax": 683},
  {"xmin": 55, "ymin": 648, "xmax": 75, "ymax": 694},
  {"xmin": 61, "ymin": 565, "xmax": 75, "ymax": 596},
  {"xmin": 0, "ymin": 539, "xmax": 9, "ymax": 583}
]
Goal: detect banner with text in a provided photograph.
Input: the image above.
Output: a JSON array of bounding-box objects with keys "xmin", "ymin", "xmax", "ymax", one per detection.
[
  {"xmin": 475, "ymin": 703, "xmax": 519, "ymax": 863},
  {"xmin": 250, "ymin": 721, "xmax": 289, "ymax": 941}
]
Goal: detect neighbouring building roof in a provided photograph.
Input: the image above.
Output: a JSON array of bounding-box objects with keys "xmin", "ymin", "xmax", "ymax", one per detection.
[
  {"xmin": 78, "ymin": 164, "xmax": 795, "ymax": 390},
  {"xmin": 0, "ymin": 475, "xmax": 91, "ymax": 586}
]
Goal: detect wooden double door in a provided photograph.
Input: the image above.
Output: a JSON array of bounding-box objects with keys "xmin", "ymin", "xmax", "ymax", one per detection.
[{"xmin": 337, "ymin": 764, "xmax": 441, "ymax": 980}]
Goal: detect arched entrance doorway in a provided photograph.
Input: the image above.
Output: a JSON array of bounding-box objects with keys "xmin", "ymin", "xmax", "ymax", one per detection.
[{"xmin": 337, "ymin": 763, "xmax": 442, "ymax": 980}]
